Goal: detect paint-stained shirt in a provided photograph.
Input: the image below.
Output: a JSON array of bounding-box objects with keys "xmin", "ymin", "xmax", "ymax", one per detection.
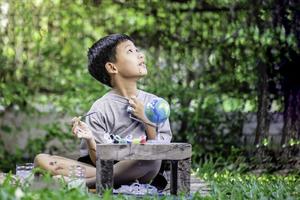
[{"xmin": 80, "ymin": 89, "xmax": 172, "ymax": 156}]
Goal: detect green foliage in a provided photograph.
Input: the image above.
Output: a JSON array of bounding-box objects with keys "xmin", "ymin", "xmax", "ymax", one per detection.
[
  {"xmin": 1, "ymin": 167, "xmax": 299, "ymax": 200},
  {"xmin": 0, "ymin": 142, "xmax": 24, "ymax": 173},
  {"xmin": 0, "ymin": 0, "xmax": 299, "ymax": 167},
  {"xmin": 195, "ymin": 157, "xmax": 300, "ymax": 199},
  {"xmin": 0, "ymin": 172, "xmax": 100, "ymax": 200},
  {"xmin": 207, "ymin": 172, "xmax": 300, "ymax": 199}
]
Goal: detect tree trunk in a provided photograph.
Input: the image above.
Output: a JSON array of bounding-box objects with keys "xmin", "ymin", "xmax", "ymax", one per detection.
[
  {"xmin": 274, "ymin": 0, "xmax": 300, "ymax": 157},
  {"xmin": 255, "ymin": 61, "xmax": 270, "ymax": 145},
  {"xmin": 277, "ymin": 0, "xmax": 300, "ymax": 146},
  {"xmin": 281, "ymin": 88, "xmax": 300, "ymax": 146},
  {"xmin": 253, "ymin": 0, "xmax": 270, "ymax": 146}
]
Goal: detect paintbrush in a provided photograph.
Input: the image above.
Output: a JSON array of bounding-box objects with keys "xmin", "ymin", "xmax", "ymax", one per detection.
[{"xmin": 78, "ymin": 111, "xmax": 98, "ymax": 120}]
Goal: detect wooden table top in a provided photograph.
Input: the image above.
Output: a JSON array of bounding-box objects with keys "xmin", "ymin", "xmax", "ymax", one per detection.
[{"xmin": 96, "ymin": 143, "xmax": 192, "ymax": 160}]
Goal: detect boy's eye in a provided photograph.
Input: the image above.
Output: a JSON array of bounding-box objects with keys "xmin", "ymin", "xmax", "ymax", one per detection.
[{"xmin": 127, "ymin": 48, "xmax": 139, "ymax": 53}]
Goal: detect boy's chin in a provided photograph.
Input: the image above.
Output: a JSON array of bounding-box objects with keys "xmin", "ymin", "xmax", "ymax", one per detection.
[
  {"xmin": 140, "ymin": 71, "xmax": 148, "ymax": 76},
  {"xmin": 136, "ymin": 72, "xmax": 147, "ymax": 79},
  {"xmin": 138, "ymin": 69, "xmax": 148, "ymax": 76}
]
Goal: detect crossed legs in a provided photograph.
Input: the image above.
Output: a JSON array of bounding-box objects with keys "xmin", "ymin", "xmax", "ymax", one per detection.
[
  {"xmin": 34, "ymin": 153, "xmax": 161, "ymax": 187},
  {"xmin": 113, "ymin": 160, "xmax": 161, "ymax": 186}
]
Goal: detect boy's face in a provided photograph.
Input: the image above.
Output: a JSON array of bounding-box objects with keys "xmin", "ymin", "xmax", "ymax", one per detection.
[{"xmin": 113, "ymin": 40, "xmax": 147, "ymax": 78}]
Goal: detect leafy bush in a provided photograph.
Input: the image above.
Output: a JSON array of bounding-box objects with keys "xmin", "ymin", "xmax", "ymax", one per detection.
[{"xmin": 1, "ymin": 167, "xmax": 299, "ymax": 200}]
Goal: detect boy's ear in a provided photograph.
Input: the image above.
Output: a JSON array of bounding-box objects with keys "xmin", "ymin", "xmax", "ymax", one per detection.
[{"xmin": 105, "ymin": 62, "xmax": 118, "ymax": 74}]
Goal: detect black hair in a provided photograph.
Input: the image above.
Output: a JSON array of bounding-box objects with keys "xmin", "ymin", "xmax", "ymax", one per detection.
[{"xmin": 87, "ymin": 34, "xmax": 133, "ymax": 87}]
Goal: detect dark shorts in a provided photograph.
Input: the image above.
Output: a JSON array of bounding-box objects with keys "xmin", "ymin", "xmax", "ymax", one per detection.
[
  {"xmin": 77, "ymin": 155, "xmax": 119, "ymax": 167},
  {"xmin": 77, "ymin": 155, "xmax": 95, "ymax": 166},
  {"xmin": 77, "ymin": 155, "xmax": 168, "ymax": 190}
]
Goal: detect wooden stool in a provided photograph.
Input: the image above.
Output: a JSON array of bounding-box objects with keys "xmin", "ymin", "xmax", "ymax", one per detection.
[{"xmin": 96, "ymin": 143, "xmax": 192, "ymax": 196}]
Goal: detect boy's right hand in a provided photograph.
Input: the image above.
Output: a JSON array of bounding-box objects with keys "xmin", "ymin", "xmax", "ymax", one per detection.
[{"xmin": 71, "ymin": 117, "xmax": 94, "ymax": 140}]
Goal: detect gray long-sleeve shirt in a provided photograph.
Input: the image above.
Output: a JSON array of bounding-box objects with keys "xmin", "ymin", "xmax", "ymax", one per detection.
[{"xmin": 80, "ymin": 89, "xmax": 172, "ymax": 156}]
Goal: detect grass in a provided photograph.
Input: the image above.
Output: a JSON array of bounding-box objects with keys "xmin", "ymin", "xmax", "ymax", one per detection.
[
  {"xmin": 1, "ymin": 164, "xmax": 299, "ymax": 200},
  {"xmin": 194, "ymin": 153, "xmax": 300, "ymax": 199},
  {"xmin": 200, "ymin": 171, "xmax": 299, "ymax": 199}
]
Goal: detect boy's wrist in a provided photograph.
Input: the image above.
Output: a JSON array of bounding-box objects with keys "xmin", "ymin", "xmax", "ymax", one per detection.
[
  {"xmin": 143, "ymin": 117, "xmax": 156, "ymax": 128},
  {"xmin": 86, "ymin": 137, "xmax": 94, "ymax": 143},
  {"xmin": 140, "ymin": 115, "xmax": 151, "ymax": 125}
]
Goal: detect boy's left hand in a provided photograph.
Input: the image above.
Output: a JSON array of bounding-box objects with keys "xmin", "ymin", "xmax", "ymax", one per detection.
[
  {"xmin": 128, "ymin": 96, "xmax": 148, "ymax": 123},
  {"xmin": 71, "ymin": 117, "xmax": 94, "ymax": 140}
]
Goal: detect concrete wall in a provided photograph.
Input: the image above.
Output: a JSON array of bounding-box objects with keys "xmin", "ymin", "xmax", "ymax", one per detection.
[
  {"xmin": 0, "ymin": 107, "xmax": 80, "ymax": 160},
  {"xmin": 241, "ymin": 112, "xmax": 284, "ymax": 146}
]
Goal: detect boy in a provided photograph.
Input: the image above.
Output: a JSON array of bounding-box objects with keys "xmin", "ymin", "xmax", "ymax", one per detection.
[{"xmin": 34, "ymin": 34, "xmax": 172, "ymax": 188}]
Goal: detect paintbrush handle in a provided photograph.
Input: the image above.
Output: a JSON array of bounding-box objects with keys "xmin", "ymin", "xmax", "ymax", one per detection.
[{"xmin": 79, "ymin": 111, "xmax": 97, "ymax": 119}]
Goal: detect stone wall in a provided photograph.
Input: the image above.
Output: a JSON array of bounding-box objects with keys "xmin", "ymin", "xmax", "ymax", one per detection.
[
  {"xmin": 0, "ymin": 107, "xmax": 80, "ymax": 160},
  {"xmin": 242, "ymin": 112, "xmax": 284, "ymax": 146}
]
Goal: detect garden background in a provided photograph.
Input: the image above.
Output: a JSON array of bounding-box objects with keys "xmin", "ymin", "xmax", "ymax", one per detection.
[{"xmin": 0, "ymin": 0, "xmax": 299, "ymax": 199}]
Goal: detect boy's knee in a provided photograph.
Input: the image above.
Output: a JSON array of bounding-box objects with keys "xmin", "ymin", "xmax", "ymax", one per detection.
[
  {"xmin": 151, "ymin": 160, "xmax": 162, "ymax": 172},
  {"xmin": 34, "ymin": 153, "xmax": 50, "ymax": 167}
]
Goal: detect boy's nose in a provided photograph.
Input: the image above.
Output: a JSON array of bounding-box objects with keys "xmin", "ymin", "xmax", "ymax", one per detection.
[{"xmin": 138, "ymin": 52, "xmax": 144, "ymax": 59}]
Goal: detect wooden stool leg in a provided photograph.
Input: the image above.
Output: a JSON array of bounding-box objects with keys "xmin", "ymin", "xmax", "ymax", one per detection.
[
  {"xmin": 170, "ymin": 158, "xmax": 191, "ymax": 195},
  {"xmin": 170, "ymin": 160, "xmax": 178, "ymax": 195},
  {"xmin": 178, "ymin": 158, "xmax": 191, "ymax": 195},
  {"xmin": 96, "ymin": 159, "xmax": 114, "ymax": 195}
]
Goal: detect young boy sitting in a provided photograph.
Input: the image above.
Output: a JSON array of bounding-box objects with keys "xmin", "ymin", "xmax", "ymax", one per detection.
[{"xmin": 34, "ymin": 34, "xmax": 172, "ymax": 188}]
